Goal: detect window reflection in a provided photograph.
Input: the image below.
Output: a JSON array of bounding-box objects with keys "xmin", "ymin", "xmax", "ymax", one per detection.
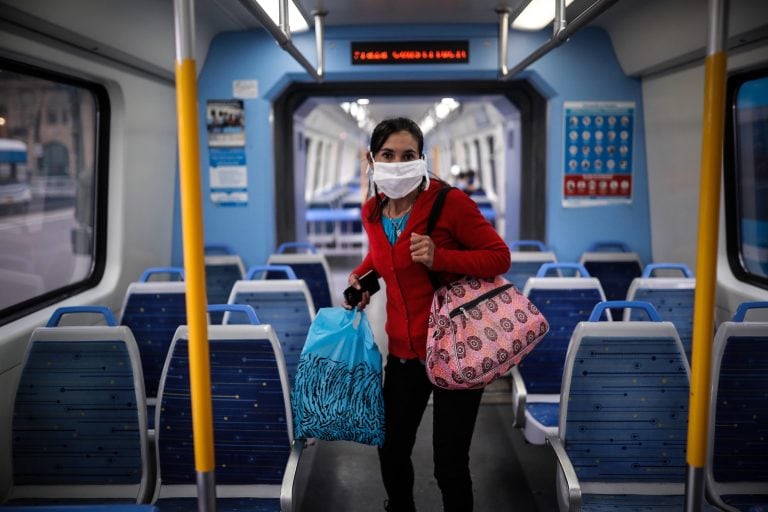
[{"xmin": 0, "ymin": 63, "xmax": 100, "ymax": 315}]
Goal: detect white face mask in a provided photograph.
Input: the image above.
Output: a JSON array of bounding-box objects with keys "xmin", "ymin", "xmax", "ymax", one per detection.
[{"xmin": 372, "ymin": 158, "xmax": 429, "ymax": 199}]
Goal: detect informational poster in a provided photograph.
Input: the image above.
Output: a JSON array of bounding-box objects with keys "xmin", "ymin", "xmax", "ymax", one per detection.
[
  {"xmin": 207, "ymin": 99, "xmax": 247, "ymax": 206},
  {"xmin": 209, "ymin": 147, "xmax": 248, "ymax": 206},
  {"xmin": 206, "ymin": 99, "xmax": 245, "ymax": 147},
  {"xmin": 562, "ymin": 101, "xmax": 635, "ymax": 207}
]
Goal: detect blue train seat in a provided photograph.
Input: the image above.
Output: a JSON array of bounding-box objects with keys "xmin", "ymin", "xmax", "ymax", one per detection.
[
  {"xmin": 266, "ymin": 242, "xmax": 335, "ymax": 310},
  {"xmin": 204, "ymin": 244, "xmax": 246, "ymax": 324},
  {"xmin": 706, "ymin": 302, "xmax": 768, "ymax": 512},
  {"xmin": 306, "ymin": 207, "xmax": 363, "ymax": 256},
  {"xmin": 119, "ymin": 267, "xmax": 186, "ymax": 430},
  {"xmin": 548, "ymin": 301, "xmax": 691, "ymax": 511},
  {"xmin": 579, "ymin": 241, "xmax": 642, "ymax": 307},
  {"xmin": 511, "ymin": 263, "xmax": 606, "ymax": 445},
  {"xmin": 471, "ymin": 193, "xmax": 497, "ymax": 225},
  {"xmin": 5, "ymin": 306, "xmax": 150, "ymax": 505},
  {"xmin": 228, "ymin": 265, "xmax": 316, "ymax": 384},
  {"xmin": 625, "ymin": 262, "xmax": 696, "ymax": 361},
  {"xmin": 504, "ymin": 240, "xmax": 557, "ymax": 291},
  {"xmin": 152, "ymin": 304, "xmax": 304, "ymax": 512},
  {"xmin": 1, "ymin": 506, "xmax": 157, "ymax": 512}
]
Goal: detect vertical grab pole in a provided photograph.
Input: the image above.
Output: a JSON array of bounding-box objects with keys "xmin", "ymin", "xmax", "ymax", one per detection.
[
  {"xmin": 496, "ymin": 7, "xmax": 510, "ymax": 78},
  {"xmin": 173, "ymin": 0, "xmax": 217, "ymax": 510},
  {"xmin": 313, "ymin": 10, "xmax": 327, "ymax": 79},
  {"xmin": 685, "ymin": 0, "xmax": 728, "ymax": 510}
]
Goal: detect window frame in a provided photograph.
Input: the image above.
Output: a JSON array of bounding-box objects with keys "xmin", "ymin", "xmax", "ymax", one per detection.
[
  {"xmin": 0, "ymin": 57, "xmax": 110, "ymax": 325},
  {"xmin": 724, "ymin": 64, "xmax": 768, "ymax": 291}
]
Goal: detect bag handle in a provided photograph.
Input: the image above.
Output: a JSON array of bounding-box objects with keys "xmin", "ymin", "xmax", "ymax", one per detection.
[
  {"xmin": 426, "ymin": 185, "xmax": 453, "ymax": 236},
  {"xmin": 589, "ymin": 300, "xmax": 661, "ymax": 322},
  {"xmin": 47, "ymin": 306, "xmax": 118, "ymax": 327},
  {"xmin": 426, "ymin": 186, "xmax": 454, "ymax": 290}
]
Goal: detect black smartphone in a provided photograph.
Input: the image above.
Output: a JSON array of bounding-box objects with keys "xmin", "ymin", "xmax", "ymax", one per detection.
[{"xmin": 343, "ymin": 270, "xmax": 380, "ymax": 307}]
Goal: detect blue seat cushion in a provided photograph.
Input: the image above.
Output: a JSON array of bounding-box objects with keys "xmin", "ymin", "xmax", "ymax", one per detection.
[
  {"xmin": 526, "ymin": 401, "xmax": 559, "ymax": 428},
  {"xmin": 722, "ymin": 495, "xmax": 768, "ymax": 511},
  {"xmin": 581, "ymin": 494, "xmax": 684, "ymax": 511}
]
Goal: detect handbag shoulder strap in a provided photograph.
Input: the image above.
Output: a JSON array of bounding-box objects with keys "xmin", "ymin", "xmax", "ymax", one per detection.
[
  {"xmin": 426, "ymin": 185, "xmax": 453, "ymax": 236},
  {"xmin": 426, "ymin": 185, "xmax": 454, "ymax": 290}
]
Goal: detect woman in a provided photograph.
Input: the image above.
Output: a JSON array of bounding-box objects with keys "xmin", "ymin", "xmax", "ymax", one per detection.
[{"xmin": 344, "ymin": 117, "xmax": 510, "ymax": 512}]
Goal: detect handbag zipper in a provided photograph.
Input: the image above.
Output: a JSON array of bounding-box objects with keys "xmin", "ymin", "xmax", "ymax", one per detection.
[{"xmin": 448, "ymin": 283, "xmax": 514, "ymax": 318}]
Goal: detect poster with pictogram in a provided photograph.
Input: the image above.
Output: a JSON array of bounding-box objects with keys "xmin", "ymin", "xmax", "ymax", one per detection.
[{"xmin": 562, "ymin": 101, "xmax": 635, "ymax": 207}]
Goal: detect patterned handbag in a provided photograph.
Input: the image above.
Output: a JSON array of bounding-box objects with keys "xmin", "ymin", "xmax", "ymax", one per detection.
[
  {"xmin": 424, "ymin": 186, "xmax": 549, "ymax": 389},
  {"xmin": 426, "ymin": 275, "xmax": 548, "ymax": 389}
]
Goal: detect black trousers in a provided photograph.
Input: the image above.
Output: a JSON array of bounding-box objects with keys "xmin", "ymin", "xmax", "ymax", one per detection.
[{"xmin": 378, "ymin": 355, "xmax": 484, "ymax": 512}]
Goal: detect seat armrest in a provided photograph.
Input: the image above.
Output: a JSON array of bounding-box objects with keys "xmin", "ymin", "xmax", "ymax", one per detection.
[
  {"xmin": 510, "ymin": 366, "xmax": 527, "ymax": 427},
  {"xmin": 547, "ymin": 435, "xmax": 582, "ymax": 512},
  {"xmin": 704, "ymin": 490, "xmax": 738, "ymax": 512},
  {"xmin": 281, "ymin": 439, "xmax": 305, "ymax": 512}
]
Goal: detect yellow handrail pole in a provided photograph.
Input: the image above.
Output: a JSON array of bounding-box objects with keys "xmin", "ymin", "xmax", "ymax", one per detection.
[
  {"xmin": 173, "ymin": 0, "xmax": 217, "ymax": 510},
  {"xmin": 685, "ymin": 0, "xmax": 728, "ymax": 510}
]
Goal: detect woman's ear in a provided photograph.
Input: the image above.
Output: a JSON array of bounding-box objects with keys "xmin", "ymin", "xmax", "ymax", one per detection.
[{"xmin": 366, "ymin": 151, "xmax": 375, "ymax": 165}]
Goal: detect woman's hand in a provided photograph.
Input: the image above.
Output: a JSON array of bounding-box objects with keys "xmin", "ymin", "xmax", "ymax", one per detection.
[
  {"xmin": 343, "ymin": 273, "xmax": 371, "ymax": 311},
  {"xmin": 410, "ymin": 233, "xmax": 435, "ymax": 268}
]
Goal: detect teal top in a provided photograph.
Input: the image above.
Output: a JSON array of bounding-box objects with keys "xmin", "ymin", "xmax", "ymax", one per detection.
[{"xmin": 382, "ymin": 213, "xmax": 410, "ymax": 245}]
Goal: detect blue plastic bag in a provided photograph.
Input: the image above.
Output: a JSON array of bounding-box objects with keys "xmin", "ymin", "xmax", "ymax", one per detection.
[{"xmin": 291, "ymin": 307, "xmax": 385, "ymax": 446}]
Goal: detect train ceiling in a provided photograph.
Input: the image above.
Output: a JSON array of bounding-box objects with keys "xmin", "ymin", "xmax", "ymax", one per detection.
[{"xmin": 214, "ymin": 0, "xmax": 602, "ymax": 30}]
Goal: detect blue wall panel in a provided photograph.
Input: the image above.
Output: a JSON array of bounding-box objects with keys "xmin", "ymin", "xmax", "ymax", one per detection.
[{"xmin": 172, "ymin": 25, "xmax": 650, "ymax": 269}]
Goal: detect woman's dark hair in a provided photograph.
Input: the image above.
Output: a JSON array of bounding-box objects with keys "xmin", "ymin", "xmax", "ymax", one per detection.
[{"xmin": 369, "ymin": 117, "xmax": 424, "ymax": 156}]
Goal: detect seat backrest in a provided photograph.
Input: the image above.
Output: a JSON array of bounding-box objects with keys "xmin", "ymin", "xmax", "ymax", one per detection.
[
  {"xmin": 625, "ymin": 263, "xmax": 696, "ymax": 361},
  {"xmin": 8, "ymin": 306, "xmax": 149, "ymax": 504},
  {"xmin": 227, "ymin": 278, "xmax": 315, "ymax": 384},
  {"xmin": 266, "ymin": 253, "xmax": 334, "ymax": 310},
  {"xmin": 520, "ymin": 263, "xmax": 606, "ymax": 394},
  {"xmin": 579, "ymin": 241, "xmax": 642, "ymax": 304},
  {"xmin": 559, "ymin": 301, "xmax": 689, "ymax": 494},
  {"xmin": 204, "ymin": 253, "xmax": 246, "ymax": 323},
  {"xmin": 706, "ymin": 302, "xmax": 768, "ymax": 507},
  {"xmin": 119, "ymin": 270, "xmax": 187, "ymax": 400},
  {"xmin": 505, "ymin": 240, "xmax": 557, "ymax": 291},
  {"xmin": 154, "ymin": 322, "xmax": 293, "ymax": 501}
]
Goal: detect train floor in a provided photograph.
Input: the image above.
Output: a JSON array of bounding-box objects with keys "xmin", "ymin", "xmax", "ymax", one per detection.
[
  {"xmin": 298, "ymin": 377, "xmax": 559, "ymax": 512},
  {"xmin": 297, "ymin": 256, "xmax": 560, "ymax": 512}
]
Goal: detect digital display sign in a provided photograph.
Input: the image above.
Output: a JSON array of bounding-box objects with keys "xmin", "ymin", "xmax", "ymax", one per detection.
[{"xmin": 351, "ymin": 41, "xmax": 469, "ymax": 65}]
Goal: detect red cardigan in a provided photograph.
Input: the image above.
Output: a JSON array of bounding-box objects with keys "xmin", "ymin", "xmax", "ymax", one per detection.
[{"xmin": 353, "ymin": 180, "xmax": 510, "ymax": 360}]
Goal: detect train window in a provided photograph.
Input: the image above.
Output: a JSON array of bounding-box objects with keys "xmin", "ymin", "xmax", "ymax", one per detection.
[
  {"xmin": 0, "ymin": 58, "xmax": 109, "ymax": 324},
  {"xmin": 725, "ymin": 66, "xmax": 768, "ymax": 289}
]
